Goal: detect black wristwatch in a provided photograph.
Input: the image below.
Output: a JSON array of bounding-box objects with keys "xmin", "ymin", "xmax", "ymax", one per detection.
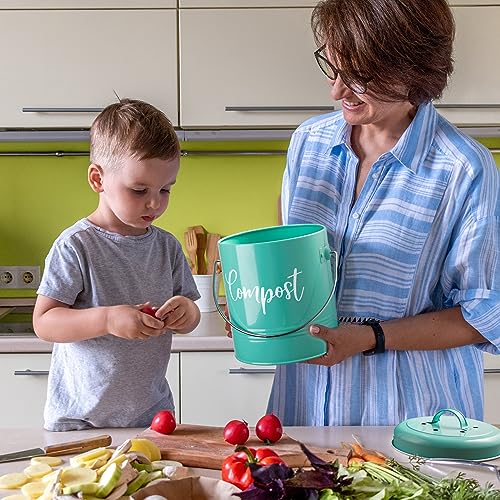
[{"xmin": 362, "ymin": 320, "xmax": 385, "ymax": 356}]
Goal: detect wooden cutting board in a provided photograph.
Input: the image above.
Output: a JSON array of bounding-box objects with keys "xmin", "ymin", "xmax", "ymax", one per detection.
[{"xmin": 140, "ymin": 424, "xmax": 349, "ymax": 470}]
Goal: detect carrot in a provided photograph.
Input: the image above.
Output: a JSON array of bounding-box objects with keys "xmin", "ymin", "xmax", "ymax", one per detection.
[
  {"xmin": 351, "ymin": 443, "xmax": 365, "ymax": 457},
  {"xmin": 348, "ymin": 456, "xmax": 365, "ymax": 466},
  {"xmin": 362, "ymin": 454, "xmax": 386, "ymax": 465}
]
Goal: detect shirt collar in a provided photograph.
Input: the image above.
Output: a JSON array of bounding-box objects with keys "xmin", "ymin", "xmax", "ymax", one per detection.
[
  {"xmin": 390, "ymin": 101, "xmax": 438, "ymax": 173},
  {"xmin": 327, "ymin": 102, "xmax": 438, "ymax": 173}
]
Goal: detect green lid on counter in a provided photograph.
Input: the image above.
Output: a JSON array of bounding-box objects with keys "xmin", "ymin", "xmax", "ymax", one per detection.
[{"xmin": 392, "ymin": 408, "xmax": 500, "ymax": 461}]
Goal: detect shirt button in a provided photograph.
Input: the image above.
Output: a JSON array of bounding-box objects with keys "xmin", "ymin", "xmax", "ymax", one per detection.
[
  {"xmin": 372, "ymin": 172, "xmax": 379, "ymax": 179},
  {"xmin": 352, "ymin": 213, "xmax": 360, "ymax": 219}
]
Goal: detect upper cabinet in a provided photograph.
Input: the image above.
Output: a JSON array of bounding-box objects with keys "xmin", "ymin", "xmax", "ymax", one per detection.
[
  {"xmin": 436, "ymin": 5, "xmax": 500, "ymax": 126},
  {"xmin": 0, "ymin": 1, "xmax": 176, "ymax": 7},
  {"xmin": 180, "ymin": 1, "xmax": 317, "ymax": 5},
  {"xmin": 179, "ymin": 7, "xmax": 335, "ymax": 128},
  {"xmin": 0, "ymin": 1, "xmax": 498, "ymax": 131},
  {"xmin": 0, "ymin": 8, "xmax": 178, "ymax": 128}
]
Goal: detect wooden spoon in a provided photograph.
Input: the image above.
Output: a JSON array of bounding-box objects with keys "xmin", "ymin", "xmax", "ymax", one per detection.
[
  {"xmin": 190, "ymin": 225, "xmax": 207, "ymax": 274},
  {"xmin": 184, "ymin": 229, "xmax": 198, "ymax": 274},
  {"xmin": 206, "ymin": 233, "xmax": 221, "ymax": 275}
]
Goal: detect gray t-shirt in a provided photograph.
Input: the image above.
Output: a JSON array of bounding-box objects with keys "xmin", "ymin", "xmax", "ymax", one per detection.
[{"xmin": 37, "ymin": 218, "xmax": 200, "ymax": 431}]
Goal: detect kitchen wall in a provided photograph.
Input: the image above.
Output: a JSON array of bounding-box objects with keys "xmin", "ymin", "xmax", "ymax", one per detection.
[
  {"xmin": 0, "ymin": 139, "xmax": 287, "ymax": 297},
  {"xmin": 1, "ymin": 137, "xmax": 499, "ymax": 298}
]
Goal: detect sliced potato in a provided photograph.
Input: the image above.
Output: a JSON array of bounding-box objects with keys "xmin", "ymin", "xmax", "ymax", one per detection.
[
  {"xmin": 21, "ymin": 480, "xmax": 46, "ymax": 499},
  {"xmin": 70, "ymin": 447, "xmax": 112, "ymax": 467},
  {"xmin": 0, "ymin": 472, "xmax": 29, "ymax": 489},
  {"xmin": 97, "ymin": 453, "xmax": 127, "ymax": 477},
  {"xmin": 23, "ymin": 463, "xmax": 52, "ymax": 479},
  {"xmin": 41, "ymin": 470, "xmax": 59, "ymax": 484},
  {"xmin": 60, "ymin": 467, "xmax": 97, "ymax": 486},
  {"xmin": 30, "ymin": 456, "xmax": 63, "ymax": 467}
]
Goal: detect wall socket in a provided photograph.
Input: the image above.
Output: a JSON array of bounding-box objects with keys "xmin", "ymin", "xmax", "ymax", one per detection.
[{"xmin": 0, "ymin": 266, "xmax": 40, "ymax": 289}]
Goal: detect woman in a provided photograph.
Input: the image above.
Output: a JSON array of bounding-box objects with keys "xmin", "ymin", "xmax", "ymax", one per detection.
[{"xmin": 267, "ymin": 0, "xmax": 500, "ymax": 426}]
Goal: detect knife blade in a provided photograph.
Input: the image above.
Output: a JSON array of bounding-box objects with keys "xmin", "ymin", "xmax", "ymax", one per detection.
[{"xmin": 0, "ymin": 434, "xmax": 112, "ymax": 463}]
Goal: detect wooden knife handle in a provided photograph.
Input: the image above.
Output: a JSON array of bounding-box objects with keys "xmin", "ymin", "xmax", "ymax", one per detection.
[{"xmin": 44, "ymin": 434, "xmax": 112, "ymax": 456}]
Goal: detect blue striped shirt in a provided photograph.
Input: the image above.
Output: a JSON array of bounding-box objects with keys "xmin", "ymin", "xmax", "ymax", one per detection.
[{"xmin": 268, "ymin": 102, "xmax": 500, "ymax": 426}]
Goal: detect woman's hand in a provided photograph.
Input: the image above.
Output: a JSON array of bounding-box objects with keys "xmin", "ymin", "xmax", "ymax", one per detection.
[
  {"xmin": 156, "ymin": 296, "xmax": 201, "ymax": 334},
  {"xmin": 306, "ymin": 323, "xmax": 375, "ymax": 366},
  {"xmin": 106, "ymin": 304, "xmax": 166, "ymax": 340}
]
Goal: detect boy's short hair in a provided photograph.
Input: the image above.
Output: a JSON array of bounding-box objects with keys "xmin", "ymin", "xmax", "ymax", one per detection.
[{"xmin": 90, "ymin": 98, "xmax": 180, "ymax": 169}]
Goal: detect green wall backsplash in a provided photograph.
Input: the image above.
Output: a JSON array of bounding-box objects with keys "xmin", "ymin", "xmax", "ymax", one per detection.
[
  {"xmin": 1, "ymin": 138, "xmax": 499, "ymax": 298},
  {"xmin": 0, "ymin": 140, "xmax": 288, "ymax": 296}
]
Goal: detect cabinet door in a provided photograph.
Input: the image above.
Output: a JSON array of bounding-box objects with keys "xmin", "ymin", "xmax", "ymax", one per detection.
[
  {"xmin": 180, "ymin": 351, "xmax": 275, "ymax": 426},
  {"xmin": 180, "ymin": 8, "xmax": 335, "ymax": 128},
  {"xmin": 167, "ymin": 352, "xmax": 180, "ymax": 416},
  {"xmin": 180, "ymin": 1, "xmax": 317, "ymax": 6},
  {"xmin": 0, "ymin": 9, "xmax": 177, "ymax": 128},
  {"xmin": 484, "ymin": 353, "xmax": 500, "ymax": 425},
  {"xmin": 436, "ymin": 6, "xmax": 500, "ymax": 125},
  {"xmin": 0, "ymin": 354, "xmax": 51, "ymax": 428}
]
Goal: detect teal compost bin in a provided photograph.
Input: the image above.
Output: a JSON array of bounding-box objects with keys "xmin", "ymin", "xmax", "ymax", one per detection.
[{"xmin": 213, "ymin": 224, "xmax": 338, "ymax": 365}]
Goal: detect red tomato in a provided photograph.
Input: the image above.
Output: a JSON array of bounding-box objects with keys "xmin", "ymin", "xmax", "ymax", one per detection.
[
  {"xmin": 150, "ymin": 410, "xmax": 176, "ymax": 435},
  {"xmin": 141, "ymin": 306, "xmax": 158, "ymax": 317},
  {"xmin": 254, "ymin": 447, "xmax": 280, "ymax": 461},
  {"xmin": 223, "ymin": 419, "xmax": 249, "ymax": 445},
  {"xmin": 255, "ymin": 414, "xmax": 283, "ymax": 443}
]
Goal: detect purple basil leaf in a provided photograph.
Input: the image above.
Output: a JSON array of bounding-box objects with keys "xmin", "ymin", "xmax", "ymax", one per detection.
[
  {"xmin": 283, "ymin": 469, "xmax": 336, "ymax": 490},
  {"xmin": 249, "ymin": 463, "xmax": 294, "ymax": 485},
  {"xmin": 233, "ymin": 480, "xmax": 286, "ymax": 500}
]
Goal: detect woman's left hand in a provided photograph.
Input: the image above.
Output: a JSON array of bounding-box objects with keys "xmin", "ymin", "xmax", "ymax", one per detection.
[
  {"xmin": 156, "ymin": 296, "xmax": 201, "ymax": 334},
  {"xmin": 306, "ymin": 323, "xmax": 375, "ymax": 366}
]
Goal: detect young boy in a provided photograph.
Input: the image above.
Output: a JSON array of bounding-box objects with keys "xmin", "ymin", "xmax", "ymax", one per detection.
[{"xmin": 33, "ymin": 99, "xmax": 200, "ymax": 430}]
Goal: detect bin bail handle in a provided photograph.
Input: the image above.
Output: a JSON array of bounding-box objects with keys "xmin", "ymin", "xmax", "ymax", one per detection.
[{"xmin": 212, "ymin": 250, "xmax": 337, "ymax": 338}]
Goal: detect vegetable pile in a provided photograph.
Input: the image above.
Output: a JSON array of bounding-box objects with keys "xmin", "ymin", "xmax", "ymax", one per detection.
[
  {"xmin": 226, "ymin": 442, "xmax": 500, "ymax": 499},
  {"xmin": 0, "ymin": 438, "xmax": 181, "ymax": 499}
]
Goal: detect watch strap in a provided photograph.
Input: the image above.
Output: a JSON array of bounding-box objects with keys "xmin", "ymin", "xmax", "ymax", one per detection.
[{"xmin": 362, "ymin": 320, "xmax": 385, "ymax": 356}]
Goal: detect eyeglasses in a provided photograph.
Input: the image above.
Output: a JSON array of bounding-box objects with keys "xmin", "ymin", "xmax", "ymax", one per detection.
[{"xmin": 314, "ymin": 44, "xmax": 370, "ymax": 95}]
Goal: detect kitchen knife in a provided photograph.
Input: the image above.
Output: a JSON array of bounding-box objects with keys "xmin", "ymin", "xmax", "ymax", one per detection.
[{"xmin": 0, "ymin": 434, "xmax": 112, "ymax": 463}]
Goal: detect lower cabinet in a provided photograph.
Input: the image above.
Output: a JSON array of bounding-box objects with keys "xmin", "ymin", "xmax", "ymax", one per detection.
[
  {"xmin": 179, "ymin": 351, "xmax": 275, "ymax": 426},
  {"xmin": 0, "ymin": 353, "xmax": 180, "ymax": 428},
  {"xmin": 0, "ymin": 353, "xmax": 51, "ymax": 428},
  {"xmin": 484, "ymin": 353, "xmax": 500, "ymax": 425}
]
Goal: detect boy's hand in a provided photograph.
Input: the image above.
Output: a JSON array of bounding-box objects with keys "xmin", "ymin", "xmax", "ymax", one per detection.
[
  {"xmin": 106, "ymin": 305, "xmax": 166, "ymax": 340},
  {"xmin": 156, "ymin": 296, "xmax": 201, "ymax": 334}
]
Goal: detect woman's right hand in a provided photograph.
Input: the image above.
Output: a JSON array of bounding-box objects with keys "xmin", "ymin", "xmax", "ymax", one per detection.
[{"xmin": 106, "ymin": 305, "xmax": 166, "ymax": 340}]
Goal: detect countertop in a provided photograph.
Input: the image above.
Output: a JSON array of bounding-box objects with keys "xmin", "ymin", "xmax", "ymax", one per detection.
[
  {"xmin": 0, "ymin": 426, "xmax": 499, "ymax": 493},
  {"xmin": 0, "ymin": 311, "xmax": 234, "ymax": 353}
]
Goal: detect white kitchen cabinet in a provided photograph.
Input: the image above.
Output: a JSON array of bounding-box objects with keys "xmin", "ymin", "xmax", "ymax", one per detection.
[
  {"xmin": 0, "ymin": 8, "xmax": 178, "ymax": 128},
  {"xmin": 167, "ymin": 353, "xmax": 180, "ymax": 416},
  {"xmin": 180, "ymin": 1, "xmax": 317, "ymax": 6},
  {"xmin": 0, "ymin": 1, "xmax": 175, "ymax": 8},
  {"xmin": 180, "ymin": 351, "xmax": 275, "ymax": 426},
  {"xmin": 484, "ymin": 353, "xmax": 500, "ymax": 425},
  {"xmin": 0, "ymin": 352, "xmax": 179, "ymax": 428},
  {"xmin": 179, "ymin": 7, "xmax": 335, "ymax": 128},
  {"xmin": 0, "ymin": 353, "xmax": 51, "ymax": 428},
  {"xmin": 431, "ymin": 6, "xmax": 500, "ymax": 126}
]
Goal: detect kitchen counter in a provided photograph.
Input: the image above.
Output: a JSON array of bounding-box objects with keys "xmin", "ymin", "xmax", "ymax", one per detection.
[
  {"xmin": 0, "ymin": 426, "xmax": 499, "ymax": 492},
  {"xmin": 0, "ymin": 334, "xmax": 234, "ymax": 353}
]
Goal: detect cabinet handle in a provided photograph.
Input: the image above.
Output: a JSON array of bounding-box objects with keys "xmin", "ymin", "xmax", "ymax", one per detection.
[
  {"xmin": 14, "ymin": 369, "xmax": 49, "ymax": 376},
  {"xmin": 484, "ymin": 368, "xmax": 500, "ymax": 374},
  {"xmin": 22, "ymin": 107, "xmax": 103, "ymax": 113},
  {"xmin": 225, "ymin": 106, "xmax": 334, "ymax": 112},
  {"xmin": 434, "ymin": 104, "xmax": 500, "ymax": 109},
  {"xmin": 229, "ymin": 368, "xmax": 276, "ymax": 375}
]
